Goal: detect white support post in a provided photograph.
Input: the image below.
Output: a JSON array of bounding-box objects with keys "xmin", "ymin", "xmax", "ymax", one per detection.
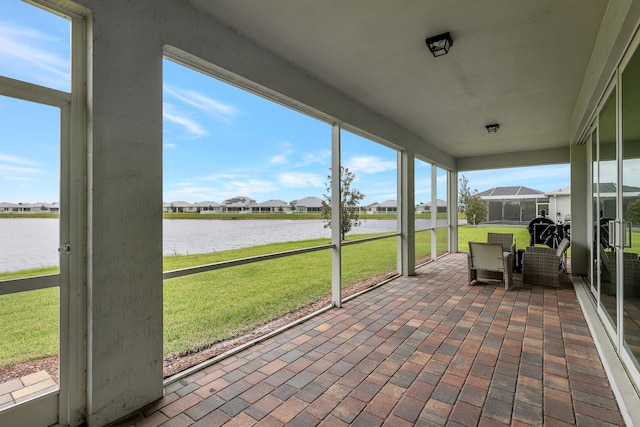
[
  {"xmin": 431, "ymin": 165, "xmax": 438, "ymax": 261},
  {"xmin": 398, "ymin": 150, "xmax": 415, "ymax": 276},
  {"xmin": 331, "ymin": 124, "xmax": 342, "ymax": 308},
  {"xmin": 449, "ymin": 170, "xmax": 458, "ymax": 253},
  {"xmin": 61, "ymin": 10, "xmax": 88, "ymax": 426}
]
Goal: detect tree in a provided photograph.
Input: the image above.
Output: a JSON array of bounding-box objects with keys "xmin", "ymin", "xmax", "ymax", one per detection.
[
  {"xmin": 626, "ymin": 198, "xmax": 640, "ymax": 225},
  {"xmin": 321, "ymin": 166, "xmax": 365, "ymax": 240},
  {"xmin": 466, "ymin": 195, "xmax": 487, "ymax": 226},
  {"xmin": 459, "ymin": 175, "xmax": 487, "ymax": 225},
  {"xmin": 458, "ymin": 175, "xmax": 475, "ymax": 213}
]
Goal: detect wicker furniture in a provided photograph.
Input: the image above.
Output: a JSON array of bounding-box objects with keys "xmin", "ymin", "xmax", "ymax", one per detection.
[
  {"xmin": 600, "ymin": 246, "xmax": 640, "ymax": 297},
  {"xmin": 468, "ymin": 242, "xmax": 514, "ymax": 290},
  {"xmin": 522, "ymin": 238, "xmax": 570, "ymax": 288}
]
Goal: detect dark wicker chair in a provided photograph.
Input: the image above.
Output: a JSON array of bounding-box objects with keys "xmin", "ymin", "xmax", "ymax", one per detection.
[{"xmin": 522, "ymin": 238, "xmax": 570, "ymax": 288}]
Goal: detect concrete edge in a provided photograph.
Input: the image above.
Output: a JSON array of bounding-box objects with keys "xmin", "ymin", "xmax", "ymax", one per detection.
[{"xmin": 573, "ymin": 275, "xmax": 640, "ymax": 427}]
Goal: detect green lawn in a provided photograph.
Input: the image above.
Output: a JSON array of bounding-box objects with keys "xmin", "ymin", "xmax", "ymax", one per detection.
[
  {"xmin": 0, "ymin": 224, "xmax": 586, "ymax": 368},
  {"xmin": 458, "ymin": 226, "xmax": 532, "ymax": 251}
]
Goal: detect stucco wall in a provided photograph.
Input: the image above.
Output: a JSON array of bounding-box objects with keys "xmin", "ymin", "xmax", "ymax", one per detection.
[{"xmin": 78, "ymin": 1, "xmax": 165, "ymax": 424}]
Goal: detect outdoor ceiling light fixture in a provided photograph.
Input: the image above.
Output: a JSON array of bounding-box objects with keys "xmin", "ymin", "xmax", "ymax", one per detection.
[
  {"xmin": 425, "ymin": 32, "xmax": 453, "ymax": 57},
  {"xmin": 486, "ymin": 124, "xmax": 500, "ymax": 133}
]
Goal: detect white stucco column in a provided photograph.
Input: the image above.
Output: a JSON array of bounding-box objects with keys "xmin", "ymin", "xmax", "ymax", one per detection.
[
  {"xmin": 449, "ymin": 170, "xmax": 458, "ymax": 253},
  {"xmin": 571, "ymin": 143, "xmax": 589, "ymax": 275},
  {"xmin": 85, "ymin": 4, "xmax": 164, "ymax": 425},
  {"xmin": 331, "ymin": 124, "xmax": 342, "ymax": 307},
  {"xmin": 431, "ymin": 165, "xmax": 438, "ymax": 260},
  {"xmin": 399, "ymin": 150, "xmax": 415, "ymax": 276}
]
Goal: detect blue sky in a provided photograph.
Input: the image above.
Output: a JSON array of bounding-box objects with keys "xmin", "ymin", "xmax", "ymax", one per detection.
[{"xmin": 1, "ymin": 0, "xmax": 569, "ymax": 206}]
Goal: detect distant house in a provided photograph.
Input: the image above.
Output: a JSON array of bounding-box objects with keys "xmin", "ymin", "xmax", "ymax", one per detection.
[
  {"xmin": 366, "ymin": 200, "xmax": 397, "ymax": 214},
  {"xmin": 417, "ymin": 199, "xmax": 447, "ymax": 214},
  {"xmin": 166, "ymin": 201, "xmax": 195, "ymax": 213},
  {"xmin": 475, "ymin": 186, "xmax": 548, "ymax": 222},
  {"xmin": 363, "ymin": 202, "xmax": 378, "ymax": 214},
  {"xmin": 221, "ymin": 196, "xmax": 256, "ymax": 213},
  {"xmin": 0, "ymin": 202, "xmax": 20, "ymax": 213},
  {"xmin": 196, "ymin": 201, "xmax": 221, "ymax": 214},
  {"xmin": 595, "ymin": 183, "xmax": 640, "ymax": 220},
  {"xmin": 0, "ymin": 202, "xmax": 59, "ymax": 214},
  {"xmin": 545, "ymin": 186, "xmax": 571, "ymax": 223},
  {"xmin": 252, "ymin": 199, "xmax": 292, "ymax": 214},
  {"xmin": 45, "ymin": 202, "xmax": 60, "ymax": 213},
  {"xmin": 292, "ymin": 196, "xmax": 323, "ymax": 213}
]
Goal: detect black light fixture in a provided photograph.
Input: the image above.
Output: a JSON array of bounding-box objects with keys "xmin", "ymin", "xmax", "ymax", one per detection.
[
  {"xmin": 425, "ymin": 32, "xmax": 453, "ymax": 57},
  {"xmin": 486, "ymin": 124, "xmax": 500, "ymax": 133}
]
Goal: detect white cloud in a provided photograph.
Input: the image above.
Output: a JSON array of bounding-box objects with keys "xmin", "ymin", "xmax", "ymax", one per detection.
[
  {"xmin": 5, "ymin": 175, "xmax": 32, "ymax": 182},
  {"xmin": 345, "ymin": 156, "xmax": 396, "ymax": 174},
  {"xmin": 164, "ymin": 85, "xmax": 239, "ymax": 125},
  {"xmin": 278, "ymin": 172, "xmax": 324, "ymax": 188},
  {"xmin": 163, "ymin": 103, "xmax": 207, "ymax": 137},
  {"xmin": 0, "ymin": 153, "xmax": 34, "ymax": 165},
  {"xmin": 0, "ymin": 22, "xmax": 69, "ymax": 88},
  {"xmin": 0, "ymin": 164, "xmax": 40, "ymax": 175},
  {"xmin": 299, "ymin": 150, "xmax": 331, "ymax": 166},
  {"xmin": 165, "ymin": 178, "xmax": 277, "ymax": 202},
  {"xmin": 223, "ymin": 179, "xmax": 276, "ymax": 195},
  {"xmin": 271, "ymin": 154, "xmax": 286, "ymax": 164},
  {"xmin": 202, "ymin": 172, "xmax": 245, "ymax": 181}
]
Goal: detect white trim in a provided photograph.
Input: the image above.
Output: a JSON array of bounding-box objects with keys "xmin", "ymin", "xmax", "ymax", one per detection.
[
  {"xmin": 0, "ymin": 392, "xmax": 58, "ymax": 427},
  {"xmin": 449, "ymin": 170, "xmax": 458, "ymax": 253},
  {"xmin": 0, "ymin": 76, "xmax": 70, "ymax": 107},
  {"xmin": 431, "ymin": 165, "xmax": 437, "ymax": 261},
  {"xmin": 331, "ymin": 124, "xmax": 341, "ymax": 307},
  {"xmin": 163, "ymin": 244, "xmax": 333, "ymax": 279},
  {"xmin": 574, "ymin": 277, "xmax": 640, "ymax": 427},
  {"xmin": 0, "ymin": 275, "xmax": 59, "ymax": 295},
  {"xmin": 398, "ymin": 150, "xmax": 415, "ymax": 276}
]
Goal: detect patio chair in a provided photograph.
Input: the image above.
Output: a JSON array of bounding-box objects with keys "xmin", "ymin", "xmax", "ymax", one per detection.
[
  {"xmin": 477, "ymin": 232, "xmax": 517, "ymax": 281},
  {"xmin": 468, "ymin": 242, "xmax": 514, "ymax": 290},
  {"xmin": 522, "ymin": 237, "xmax": 570, "ymax": 288},
  {"xmin": 487, "ymin": 232, "xmax": 516, "ymax": 268}
]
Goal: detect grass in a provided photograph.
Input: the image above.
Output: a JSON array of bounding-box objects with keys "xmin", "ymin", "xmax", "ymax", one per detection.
[
  {"xmin": 458, "ymin": 226, "xmax": 532, "ymax": 251},
  {"xmin": 0, "ymin": 214, "xmax": 59, "ymax": 219},
  {"xmin": 0, "ymin": 224, "xmax": 602, "ymax": 369},
  {"xmin": 0, "ymin": 288, "xmax": 59, "ymax": 368}
]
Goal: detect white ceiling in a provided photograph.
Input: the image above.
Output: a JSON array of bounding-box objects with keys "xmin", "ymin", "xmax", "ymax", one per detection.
[{"xmin": 188, "ymin": 0, "xmax": 609, "ymax": 160}]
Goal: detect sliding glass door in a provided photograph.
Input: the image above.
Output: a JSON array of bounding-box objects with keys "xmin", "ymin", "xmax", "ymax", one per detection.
[{"xmin": 621, "ymin": 37, "xmax": 640, "ymax": 374}]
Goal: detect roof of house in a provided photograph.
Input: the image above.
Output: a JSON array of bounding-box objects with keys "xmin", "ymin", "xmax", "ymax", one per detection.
[
  {"xmin": 545, "ymin": 186, "xmax": 571, "ymax": 196},
  {"xmin": 222, "ymin": 196, "xmax": 256, "ymax": 207},
  {"xmin": 475, "ymin": 186, "xmax": 546, "ymax": 200},
  {"xmin": 256, "ymin": 199, "xmax": 290, "ymax": 207},
  {"xmin": 168, "ymin": 201, "xmax": 193, "ymax": 207},
  {"xmin": 378, "ymin": 200, "xmax": 397, "ymax": 207},
  {"xmin": 195, "ymin": 201, "xmax": 220, "ymax": 207},
  {"xmin": 596, "ymin": 183, "xmax": 640, "ymax": 195},
  {"xmin": 294, "ymin": 196, "xmax": 323, "ymax": 208}
]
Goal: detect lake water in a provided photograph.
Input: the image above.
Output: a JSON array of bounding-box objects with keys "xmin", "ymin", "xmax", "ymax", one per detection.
[{"xmin": 0, "ymin": 217, "xmax": 439, "ymax": 272}]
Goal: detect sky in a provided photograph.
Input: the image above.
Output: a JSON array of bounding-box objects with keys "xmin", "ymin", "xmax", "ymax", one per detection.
[{"xmin": 0, "ymin": 0, "xmax": 570, "ymax": 206}]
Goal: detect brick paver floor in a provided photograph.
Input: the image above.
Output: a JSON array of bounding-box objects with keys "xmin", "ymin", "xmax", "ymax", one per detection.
[{"xmin": 111, "ymin": 253, "xmax": 626, "ymax": 426}]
